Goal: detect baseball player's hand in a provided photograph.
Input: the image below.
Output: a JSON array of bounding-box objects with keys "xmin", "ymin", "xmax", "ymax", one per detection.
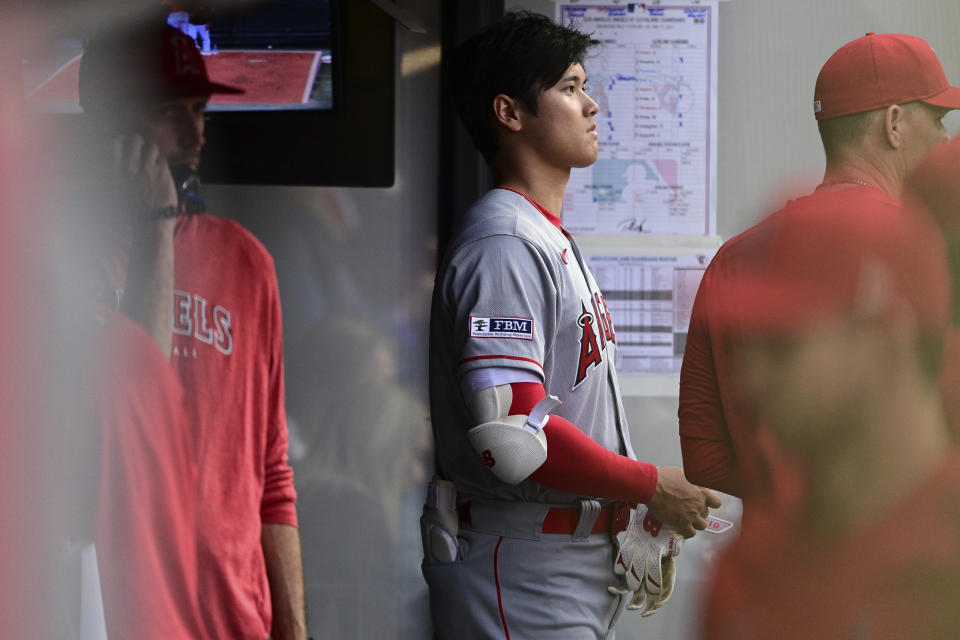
[
  {"xmin": 647, "ymin": 466, "xmax": 721, "ymax": 538},
  {"xmin": 608, "ymin": 506, "xmax": 682, "ymax": 617},
  {"xmin": 111, "ymin": 134, "xmax": 178, "ymax": 220}
]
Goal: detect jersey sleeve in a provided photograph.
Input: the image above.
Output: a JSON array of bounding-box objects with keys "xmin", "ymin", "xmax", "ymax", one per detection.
[
  {"xmin": 260, "ymin": 265, "xmax": 299, "ymax": 526},
  {"xmin": 678, "ymin": 267, "xmax": 741, "ymax": 496},
  {"xmin": 441, "ymin": 235, "xmax": 559, "ymax": 381}
]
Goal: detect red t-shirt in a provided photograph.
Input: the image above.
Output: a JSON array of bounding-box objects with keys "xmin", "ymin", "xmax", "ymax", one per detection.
[
  {"xmin": 95, "ymin": 311, "xmax": 205, "ymax": 639},
  {"xmin": 108, "ymin": 213, "xmax": 298, "ymax": 639},
  {"xmin": 702, "ymin": 452, "xmax": 960, "ymax": 640},
  {"xmin": 678, "ymin": 186, "xmax": 901, "ymax": 498}
]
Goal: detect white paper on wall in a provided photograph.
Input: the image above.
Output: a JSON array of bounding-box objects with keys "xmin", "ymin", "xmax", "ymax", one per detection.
[{"xmin": 557, "ymin": 1, "xmax": 719, "ymax": 236}]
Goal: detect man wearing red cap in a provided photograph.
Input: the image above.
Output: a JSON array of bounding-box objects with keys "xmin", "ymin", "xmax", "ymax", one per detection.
[
  {"xmin": 679, "ymin": 32, "xmax": 960, "ymax": 501},
  {"xmin": 699, "ymin": 191, "xmax": 960, "ymax": 640},
  {"xmin": 79, "ymin": 23, "xmax": 306, "ymax": 640}
]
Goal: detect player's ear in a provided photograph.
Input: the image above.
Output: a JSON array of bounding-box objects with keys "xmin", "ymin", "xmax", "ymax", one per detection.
[
  {"xmin": 492, "ymin": 94, "xmax": 524, "ymax": 133},
  {"xmin": 884, "ymin": 104, "xmax": 904, "ymax": 149}
]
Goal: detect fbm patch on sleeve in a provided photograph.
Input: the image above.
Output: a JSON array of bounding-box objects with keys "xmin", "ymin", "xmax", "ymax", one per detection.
[{"xmin": 470, "ymin": 316, "xmax": 535, "ymax": 340}]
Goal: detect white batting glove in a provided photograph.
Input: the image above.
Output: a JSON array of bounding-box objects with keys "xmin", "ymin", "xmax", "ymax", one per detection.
[{"xmin": 608, "ymin": 506, "xmax": 683, "ymax": 617}]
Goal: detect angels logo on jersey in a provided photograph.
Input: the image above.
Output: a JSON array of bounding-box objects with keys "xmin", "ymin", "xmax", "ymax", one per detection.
[
  {"xmin": 574, "ymin": 292, "xmax": 616, "ymax": 389},
  {"xmin": 172, "ymin": 289, "xmax": 234, "ymax": 356}
]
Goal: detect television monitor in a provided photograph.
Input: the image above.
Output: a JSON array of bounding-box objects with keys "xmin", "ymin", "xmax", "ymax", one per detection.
[{"xmin": 23, "ymin": 0, "xmax": 395, "ymax": 187}]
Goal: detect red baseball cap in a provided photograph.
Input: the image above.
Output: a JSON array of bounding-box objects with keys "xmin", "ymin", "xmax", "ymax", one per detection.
[
  {"xmin": 79, "ymin": 23, "xmax": 242, "ymax": 116},
  {"xmin": 814, "ymin": 32, "xmax": 960, "ymax": 120},
  {"xmin": 707, "ymin": 188, "xmax": 950, "ymax": 337}
]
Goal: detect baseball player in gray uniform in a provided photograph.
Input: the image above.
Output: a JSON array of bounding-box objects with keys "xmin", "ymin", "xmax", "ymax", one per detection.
[{"xmin": 424, "ymin": 12, "xmax": 720, "ymax": 639}]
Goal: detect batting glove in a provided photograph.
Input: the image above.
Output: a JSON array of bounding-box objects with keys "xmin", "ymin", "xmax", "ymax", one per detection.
[{"xmin": 608, "ymin": 506, "xmax": 683, "ymax": 617}]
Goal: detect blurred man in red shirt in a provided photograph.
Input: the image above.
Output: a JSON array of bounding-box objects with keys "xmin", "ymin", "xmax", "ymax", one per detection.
[
  {"xmin": 905, "ymin": 137, "xmax": 960, "ymax": 438},
  {"xmin": 701, "ymin": 189, "xmax": 960, "ymax": 640}
]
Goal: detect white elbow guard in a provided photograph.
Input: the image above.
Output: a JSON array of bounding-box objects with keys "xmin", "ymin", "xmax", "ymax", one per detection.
[{"xmin": 466, "ymin": 394, "xmax": 561, "ymax": 485}]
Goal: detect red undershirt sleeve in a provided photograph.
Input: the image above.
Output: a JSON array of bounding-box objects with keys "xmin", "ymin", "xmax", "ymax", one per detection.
[{"xmin": 508, "ymin": 382, "xmax": 658, "ymax": 504}]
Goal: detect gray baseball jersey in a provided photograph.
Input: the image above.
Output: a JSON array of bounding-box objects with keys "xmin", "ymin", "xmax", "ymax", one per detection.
[
  {"xmin": 426, "ymin": 188, "xmax": 634, "ymax": 639},
  {"xmin": 429, "ymin": 187, "xmax": 637, "ymax": 504}
]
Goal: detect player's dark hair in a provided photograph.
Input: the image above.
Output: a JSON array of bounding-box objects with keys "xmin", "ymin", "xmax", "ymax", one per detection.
[{"xmin": 450, "ymin": 11, "xmax": 599, "ymax": 165}]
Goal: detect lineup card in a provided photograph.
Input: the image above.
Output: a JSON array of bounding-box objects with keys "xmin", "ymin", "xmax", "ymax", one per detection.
[
  {"xmin": 588, "ymin": 253, "xmax": 713, "ymax": 375},
  {"xmin": 557, "ymin": 3, "xmax": 719, "ymax": 236}
]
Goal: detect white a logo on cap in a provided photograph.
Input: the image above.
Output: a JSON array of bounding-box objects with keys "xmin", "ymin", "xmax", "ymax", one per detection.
[
  {"xmin": 814, "ymin": 99, "xmax": 822, "ymax": 114},
  {"xmin": 171, "ymin": 34, "xmax": 202, "ymax": 77}
]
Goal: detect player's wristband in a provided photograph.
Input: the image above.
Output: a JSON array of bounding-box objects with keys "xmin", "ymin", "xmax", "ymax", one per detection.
[{"xmin": 150, "ymin": 205, "xmax": 179, "ymax": 220}]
